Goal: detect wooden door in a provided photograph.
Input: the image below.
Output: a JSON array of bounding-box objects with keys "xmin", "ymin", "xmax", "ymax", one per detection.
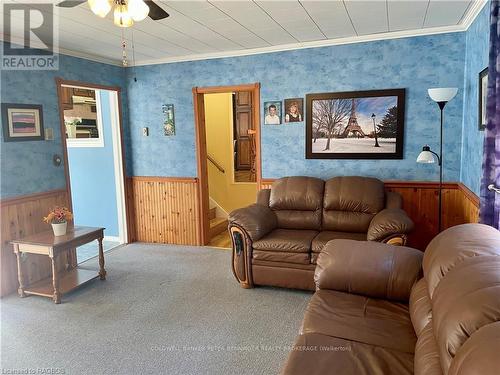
[{"xmin": 234, "ymin": 91, "xmax": 253, "ymax": 170}]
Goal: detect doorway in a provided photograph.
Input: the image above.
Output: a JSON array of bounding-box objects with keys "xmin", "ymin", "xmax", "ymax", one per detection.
[
  {"xmin": 56, "ymin": 79, "xmax": 128, "ymax": 263},
  {"xmin": 193, "ymin": 83, "xmax": 261, "ymax": 247}
]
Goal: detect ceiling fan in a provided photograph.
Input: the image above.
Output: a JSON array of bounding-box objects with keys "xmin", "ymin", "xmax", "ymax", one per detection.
[{"xmin": 57, "ymin": 0, "xmax": 169, "ymax": 27}]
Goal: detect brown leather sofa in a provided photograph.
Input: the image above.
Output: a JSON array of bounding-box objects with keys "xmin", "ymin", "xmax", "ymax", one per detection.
[
  {"xmin": 281, "ymin": 223, "xmax": 500, "ymax": 375},
  {"xmin": 228, "ymin": 176, "xmax": 414, "ymax": 290}
]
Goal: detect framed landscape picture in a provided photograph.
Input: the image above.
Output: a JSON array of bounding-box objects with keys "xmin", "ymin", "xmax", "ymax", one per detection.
[
  {"xmin": 1, "ymin": 103, "xmax": 44, "ymax": 142},
  {"xmin": 305, "ymin": 89, "xmax": 405, "ymax": 159},
  {"xmin": 479, "ymin": 67, "xmax": 488, "ymax": 130}
]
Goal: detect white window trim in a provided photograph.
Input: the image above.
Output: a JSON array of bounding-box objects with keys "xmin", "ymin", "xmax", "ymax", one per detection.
[{"xmin": 66, "ymin": 89, "xmax": 105, "ymax": 148}]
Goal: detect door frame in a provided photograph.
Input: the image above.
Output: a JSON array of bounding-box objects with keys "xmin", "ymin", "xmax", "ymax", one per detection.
[
  {"xmin": 193, "ymin": 83, "xmax": 261, "ymax": 245},
  {"xmin": 55, "ymin": 77, "xmax": 130, "ymax": 243}
]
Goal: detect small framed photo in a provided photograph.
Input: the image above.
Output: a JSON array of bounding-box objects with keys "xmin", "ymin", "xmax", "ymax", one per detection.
[
  {"xmin": 1, "ymin": 103, "xmax": 44, "ymax": 142},
  {"xmin": 264, "ymin": 101, "xmax": 281, "ymax": 125},
  {"xmin": 162, "ymin": 104, "xmax": 175, "ymax": 136},
  {"xmin": 284, "ymin": 98, "xmax": 304, "ymax": 123},
  {"xmin": 479, "ymin": 67, "xmax": 488, "ymax": 130}
]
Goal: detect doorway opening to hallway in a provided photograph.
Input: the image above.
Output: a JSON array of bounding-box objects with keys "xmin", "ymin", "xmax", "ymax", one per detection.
[{"xmin": 193, "ymin": 84, "xmax": 261, "ymax": 248}]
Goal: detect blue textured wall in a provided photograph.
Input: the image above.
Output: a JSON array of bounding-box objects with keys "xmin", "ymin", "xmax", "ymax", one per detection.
[
  {"xmin": 0, "ymin": 50, "xmax": 126, "ymax": 198},
  {"xmin": 461, "ymin": 3, "xmax": 490, "ymax": 194},
  {"xmin": 125, "ymin": 32, "xmax": 466, "ymax": 182},
  {"xmin": 67, "ymin": 91, "xmax": 119, "ymax": 236}
]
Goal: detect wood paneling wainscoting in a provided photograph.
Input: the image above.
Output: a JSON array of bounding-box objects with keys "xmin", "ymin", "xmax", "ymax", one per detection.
[
  {"xmin": 126, "ymin": 177, "xmax": 201, "ymax": 245},
  {"xmin": 1, "ymin": 189, "xmax": 74, "ymax": 297},
  {"xmin": 261, "ymin": 179, "xmax": 479, "ymax": 250}
]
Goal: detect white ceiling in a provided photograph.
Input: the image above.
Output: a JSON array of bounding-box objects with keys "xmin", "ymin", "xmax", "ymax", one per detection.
[{"xmin": 0, "ymin": 0, "xmax": 488, "ymax": 66}]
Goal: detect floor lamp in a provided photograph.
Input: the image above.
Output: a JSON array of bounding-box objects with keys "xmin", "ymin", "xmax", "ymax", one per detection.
[{"xmin": 417, "ymin": 87, "xmax": 458, "ymax": 233}]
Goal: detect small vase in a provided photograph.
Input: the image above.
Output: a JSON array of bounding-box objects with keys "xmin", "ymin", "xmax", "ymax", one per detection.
[{"xmin": 51, "ymin": 222, "xmax": 67, "ymax": 236}]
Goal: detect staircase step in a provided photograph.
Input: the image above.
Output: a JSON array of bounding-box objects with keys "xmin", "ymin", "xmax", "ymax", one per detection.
[
  {"xmin": 209, "ymin": 217, "xmax": 228, "ymax": 239},
  {"xmin": 209, "ymin": 207, "xmax": 217, "ymax": 220}
]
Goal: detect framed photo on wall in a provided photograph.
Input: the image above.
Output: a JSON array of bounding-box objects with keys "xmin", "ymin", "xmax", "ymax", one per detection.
[
  {"xmin": 1, "ymin": 103, "xmax": 44, "ymax": 142},
  {"xmin": 305, "ymin": 89, "xmax": 405, "ymax": 159},
  {"xmin": 264, "ymin": 101, "xmax": 281, "ymax": 125},
  {"xmin": 479, "ymin": 67, "xmax": 488, "ymax": 130},
  {"xmin": 162, "ymin": 104, "xmax": 175, "ymax": 136},
  {"xmin": 284, "ymin": 98, "xmax": 303, "ymax": 123}
]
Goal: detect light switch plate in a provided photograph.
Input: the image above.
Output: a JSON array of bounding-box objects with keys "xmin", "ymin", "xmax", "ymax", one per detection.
[
  {"xmin": 142, "ymin": 127, "xmax": 149, "ymax": 136},
  {"xmin": 44, "ymin": 128, "xmax": 54, "ymax": 140}
]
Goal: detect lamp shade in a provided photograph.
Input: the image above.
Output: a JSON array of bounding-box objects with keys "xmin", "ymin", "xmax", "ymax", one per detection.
[
  {"xmin": 88, "ymin": 0, "xmax": 111, "ymax": 17},
  {"xmin": 129, "ymin": 0, "xmax": 150, "ymax": 21},
  {"xmin": 428, "ymin": 88, "xmax": 458, "ymax": 103},
  {"xmin": 417, "ymin": 145, "xmax": 436, "ymax": 164}
]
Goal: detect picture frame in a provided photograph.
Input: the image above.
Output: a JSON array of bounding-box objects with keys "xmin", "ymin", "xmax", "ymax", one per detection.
[
  {"xmin": 306, "ymin": 89, "xmax": 405, "ymax": 159},
  {"xmin": 162, "ymin": 104, "xmax": 175, "ymax": 136},
  {"xmin": 479, "ymin": 67, "xmax": 488, "ymax": 131},
  {"xmin": 1, "ymin": 103, "xmax": 44, "ymax": 142},
  {"xmin": 264, "ymin": 101, "xmax": 282, "ymax": 125},
  {"xmin": 284, "ymin": 98, "xmax": 304, "ymax": 123}
]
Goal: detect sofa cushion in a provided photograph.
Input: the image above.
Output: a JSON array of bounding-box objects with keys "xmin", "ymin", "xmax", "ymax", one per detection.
[
  {"xmin": 270, "ymin": 176, "xmax": 324, "ymax": 211},
  {"xmin": 409, "ymin": 278, "xmax": 432, "ymax": 337},
  {"xmin": 311, "ymin": 231, "xmax": 366, "ymax": 253},
  {"xmin": 252, "ymin": 250, "xmax": 310, "ymax": 265},
  {"xmin": 423, "ymin": 223, "xmax": 500, "ymax": 298},
  {"xmin": 448, "ymin": 321, "xmax": 500, "ymax": 375},
  {"xmin": 275, "ymin": 210, "xmax": 322, "ymax": 231},
  {"xmin": 300, "ymin": 289, "xmax": 417, "ymax": 354},
  {"xmin": 322, "ymin": 176, "xmax": 385, "ymax": 232},
  {"xmin": 252, "ymin": 229, "xmax": 318, "ymax": 253},
  {"xmin": 270, "ymin": 177, "xmax": 324, "ymax": 230},
  {"xmin": 280, "ymin": 333, "xmax": 414, "ymax": 375},
  {"xmin": 431, "ymin": 255, "xmax": 500, "ymax": 373},
  {"xmin": 414, "ymin": 322, "xmax": 442, "ymax": 375}
]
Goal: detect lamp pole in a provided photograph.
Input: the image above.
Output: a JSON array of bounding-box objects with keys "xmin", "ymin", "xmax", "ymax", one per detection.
[
  {"xmin": 436, "ymin": 101, "xmax": 446, "ymax": 233},
  {"xmin": 371, "ymin": 113, "xmax": 380, "ymax": 147}
]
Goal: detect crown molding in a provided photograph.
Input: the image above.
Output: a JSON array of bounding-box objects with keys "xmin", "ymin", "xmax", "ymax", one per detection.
[{"xmin": 461, "ymin": 0, "xmax": 488, "ymax": 29}]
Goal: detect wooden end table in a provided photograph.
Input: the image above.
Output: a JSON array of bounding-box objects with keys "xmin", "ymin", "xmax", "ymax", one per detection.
[{"xmin": 11, "ymin": 226, "xmax": 107, "ymax": 304}]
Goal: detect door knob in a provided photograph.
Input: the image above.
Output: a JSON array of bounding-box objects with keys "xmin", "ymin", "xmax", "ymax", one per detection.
[{"xmin": 488, "ymin": 184, "xmax": 500, "ymax": 194}]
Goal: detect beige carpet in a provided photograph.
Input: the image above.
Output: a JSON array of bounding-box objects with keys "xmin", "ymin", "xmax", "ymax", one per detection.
[{"xmin": 1, "ymin": 243, "xmax": 311, "ymax": 375}]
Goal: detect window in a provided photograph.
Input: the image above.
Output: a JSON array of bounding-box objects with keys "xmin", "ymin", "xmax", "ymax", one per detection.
[{"xmin": 62, "ymin": 85, "xmax": 104, "ymax": 148}]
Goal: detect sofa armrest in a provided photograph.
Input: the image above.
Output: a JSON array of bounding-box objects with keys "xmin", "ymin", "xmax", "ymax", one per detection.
[
  {"xmin": 367, "ymin": 208, "xmax": 414, "ymax": 242},
  {"xmin": 228, "ymin": 204, "xmax": 277, "ymax": 242},
  {"xmin": 315, "ymin": 239, "xmax": 423, "ymax": 302}
]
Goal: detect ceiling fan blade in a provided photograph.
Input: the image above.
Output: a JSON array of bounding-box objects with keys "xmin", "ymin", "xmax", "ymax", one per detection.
[
  {"xmin": 145, "ymin": 1, "xmax": 169, "ymax": 21},
  {"xmin": 56, "ymin": 0, "xmax": 86, "ymax": 8}
]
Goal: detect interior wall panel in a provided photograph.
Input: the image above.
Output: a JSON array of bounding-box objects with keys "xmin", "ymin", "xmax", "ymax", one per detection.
[{"xmin": 0, "ymin": 190, "xmax": 74, "ymax": 297}]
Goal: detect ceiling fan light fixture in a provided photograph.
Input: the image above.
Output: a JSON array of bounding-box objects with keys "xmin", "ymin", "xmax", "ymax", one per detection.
[
  {"xmin": 129, "ymin": 0, "xmax": 149, "ymax": 21},
  {"xmin": 114, "ymin": 2, "xmax": 134, "ymax": 27},
  {"xmin": 88, "ymin": 0, "xmax": 111, "ymax": 18}
]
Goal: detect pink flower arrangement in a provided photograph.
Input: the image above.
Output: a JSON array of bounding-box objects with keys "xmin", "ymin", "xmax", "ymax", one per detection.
[{"xmin": 43, "ymin": 207, "xmax": 73, "ymax": 224}]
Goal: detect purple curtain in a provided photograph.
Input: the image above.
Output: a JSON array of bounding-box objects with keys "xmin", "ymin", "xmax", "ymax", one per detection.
[{"xmin": 480, "ymin": 0, "xmax": 500, "ymax": 228}]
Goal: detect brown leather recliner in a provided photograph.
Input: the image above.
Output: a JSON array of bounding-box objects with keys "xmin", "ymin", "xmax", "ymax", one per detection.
[
  {"xmin": 281, "ymin": 223, "xmax": 500, "ymax": 375},
  {"xmin": 228, "ymin": 176, "xmax": 414, "ymax": 290}
]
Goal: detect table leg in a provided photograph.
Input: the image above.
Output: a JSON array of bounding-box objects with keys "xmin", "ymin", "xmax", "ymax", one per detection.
[
  {"xmin": 51, "ymin": 255, "xmax": 61, "ymax": 304},
  {"xmin": 14, "ymin": 244, "xmax": 26, "ymax": 298},
  {"xmin": 98, "ymin": 237, "xmax": 106, "ymax": 280}
]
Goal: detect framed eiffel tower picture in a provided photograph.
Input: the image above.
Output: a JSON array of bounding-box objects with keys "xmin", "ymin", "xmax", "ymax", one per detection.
[{"xmin": 306, "ymin": 89, "xmax": 405, "ymax": 159}]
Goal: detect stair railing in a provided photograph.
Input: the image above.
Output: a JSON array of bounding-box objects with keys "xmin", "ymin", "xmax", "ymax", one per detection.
[{"xmin": 208, "ymin": 154, "xmax": 225, "ymax": 173}]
